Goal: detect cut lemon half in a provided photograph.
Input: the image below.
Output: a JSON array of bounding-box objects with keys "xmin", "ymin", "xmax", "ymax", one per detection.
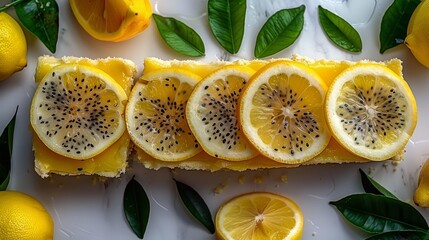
[
  {"xmin": 69, "ymin": 0, "xmax": 152, "ymax": 42},
  {"xmin": 30, "ymin": 64, "xmax": 127, "ymax": 160},
  {"xmin": 126, "ymin": 68, "xmax": 202, "ymax": 161},
  {"xmin": 216, "ymin": 192, "xmax": 303, "ymax": 240},
  {"xmin": 325, "ymin": 64, "xmax": 417, "ymax": 160},
  {"xmin": 240, "ymin": 61, "xmax": 330, "ymax": 164},
  {"xmin": 186, "ymin": 66, "xmax": 259, "ymax": 161}
]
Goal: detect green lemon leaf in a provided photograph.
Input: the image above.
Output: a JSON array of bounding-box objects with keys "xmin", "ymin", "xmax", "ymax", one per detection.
[
  {"xmin": 153, "ymin": 14, "xmax": 205, "ymax": 57},
  {"xmin": 174, "ymin": 179, "xmax": 215, "ymax": 234},
  {"xmin": 14, "ymin": 0, "xmax": 59, "ymax": 53},
  {"xmin": 0, "ymin": 107, "xmax": 17, "ymax": 191},
  {"xmin": 330, "ymin": 193, "xmax": 428, "ymax": 233},
  {"xmin": 318, "ymin": 5, "xmax": 362, "ymax": 52},
  {"xmin": 123, "ymin": 177, "xmax": 150, "ymax": 239},
  {"xmin": 208, "ymin": 0, "xmax": 246, "ymax": 54},
  {"xmin": 359, "ymin": 168, "xmax": 398, "ymax": 199},
  {"xmin": 254, "ymin": 5, "xmax": 305, "ymax": 58},
  {"xmin": 379, "ymin": 0, "xmax": 420, "ymax": 53},
  {"xmin": 365, "ymin": 230, "xmax": 429, "ymax": 240}
]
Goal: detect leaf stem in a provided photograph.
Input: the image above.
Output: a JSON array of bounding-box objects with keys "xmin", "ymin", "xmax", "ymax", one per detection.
[{"xmin": 0, "ymin": 0, "xmax": 29, "ymax": 13}]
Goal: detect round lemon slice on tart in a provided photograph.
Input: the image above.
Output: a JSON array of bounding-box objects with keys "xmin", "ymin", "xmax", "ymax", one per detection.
[
  {"xmin": 239, "ymin": 60, "xmax": 330, "ymax": 164},
  {"xmin": 126, "ymin": 68, "xmax": 202, "ymax": 161},
  {"xmin": 30, "ymin": 64, "xmax": 127, "ymax": 160},
  {"xmin": 325, "ymin": 64, "xmax": 417, "ymax": 160},
  {"xmin": 186, "ymin": 66, "xmax": 259, "ymax": 161},
  {"xmin": 216, "ymin": 192, "xmax": 304, "ymax": 240}
]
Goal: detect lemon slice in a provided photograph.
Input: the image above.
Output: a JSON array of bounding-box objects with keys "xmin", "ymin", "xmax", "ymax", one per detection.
[
  {"xmin": 216, "ymin": 192, "xmax": 303, "ymax": 240},
  {"xmin": 69, "ymin": 0, "xmax": 152, "ymax": 42},
  {"xmin": 325, "ymin": 64, "xmax": 418, "ymax": 160},
  {"xmin": 30, "ymin": 64, "xmax": 127, "ymax": 160},
  {"xmin": 186, "ymin": 66, "xmax": 259, "ymax": 161},
  {"xmin": 240, "ymin": 60, "xmax": 330, "ymax": 164},
  {"xmin": 126, "ymin": 68, "xmax": 202, "ymax": 161}
]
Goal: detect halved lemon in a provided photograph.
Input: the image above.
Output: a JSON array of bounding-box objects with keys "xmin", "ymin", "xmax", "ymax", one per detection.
[
  {"xmin": 240, "ymin": 60, "xmax": 330, "ymax": 164},
  {"xmin": 30, "ymin": 64, "xmax": 127, "ymax": 160},
  {"xmin": 69, "ymin": 0, "xmax": 152, "ymax": 42},
  {"xmin": 325, "ymin": 64, "xmax": 418, "ymax": 160},
  {"xmin": 216, "ymin": 192, "xmax": 304, "ymax": 240},
  {"xmin": 126, "ymin": 68, "xmax": 202, "ymax": 161},
  {"xmin": 186, "ymin": 66, "xmax": 259, "ymax": 161}
]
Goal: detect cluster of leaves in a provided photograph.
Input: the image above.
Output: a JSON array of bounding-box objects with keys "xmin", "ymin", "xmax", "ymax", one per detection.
[
  {"xmin": 0, "ymin": 107, "xmax": 18, "ymax": 191},
  {"xmin": 331, "ymin": 169, "xmax": 429, "ymax": 239},
  {"xmin": 0, "ymin": 0, "xmax": 59, "ymax": 53},
  {"xmin": 123, "ymin": 177, "xmax": 214, "ymax": 239},
  {"xmin": 153, "ymin": 0, "xmax": 421, "ymax": 58}
]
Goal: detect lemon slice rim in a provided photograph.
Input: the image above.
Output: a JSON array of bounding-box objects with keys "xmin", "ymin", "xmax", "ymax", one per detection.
[
  {"xmin": 126, "ymin": 68, "xmax": 202, "ymax": 162},
  {"xmin": 325, "ymin": 63, "xmax": 418, "ymax": 160},
  {"xmin": 186, "ymin": 65, "xmax": 259, "ymax": 161},
  {"xmin": 30, "ymin": 64, "xmax": 128, "ymax": 160},
  {"xmin": 239, "ymin": 60, "xmax": 331, "ymax": 164},
  {"xmin": 215, "ymin": 192, "xmax": 304, "ymax": 240}
]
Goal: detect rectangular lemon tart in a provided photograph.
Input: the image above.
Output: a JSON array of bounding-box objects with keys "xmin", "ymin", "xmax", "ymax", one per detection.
[
  {"xmin": 130, "ymin": 55, "xmax": 415, "ymax": 171},
  {"xmin": 32, "ymin": 56, "xmax": 137, "ymax": 178}
]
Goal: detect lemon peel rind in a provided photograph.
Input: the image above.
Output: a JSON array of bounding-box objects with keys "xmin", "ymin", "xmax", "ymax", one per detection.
[
  {"xmin": 186, "ymin": 66, "xmax": 259, "ymax": 161},
  {"xmin": 30, "ymin": 64, "xmax": 127, "ymax": 160},
  {"xmin": 325, "ymin": 64, "xmax": 417, "ymax": 161},
  {"xmin": 240, "ymin": 61, "xmax": 331, "ymax": 164}
]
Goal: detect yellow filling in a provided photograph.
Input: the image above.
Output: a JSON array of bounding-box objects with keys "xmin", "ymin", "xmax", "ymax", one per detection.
[{"xmin": 33, "ymin": 56, "xmax": 136, "ymax": 177}]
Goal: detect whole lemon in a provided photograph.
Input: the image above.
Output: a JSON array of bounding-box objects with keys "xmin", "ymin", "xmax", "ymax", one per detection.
[
  {"xmin": 0, "ymin": 191, "xmax": 54, "ymax": 240},
  {"xmin": 0, "ymin": 12, "xmax": 27, "ymax": 81},
  {"xmin": 405, "ymin": 0, "xmax": 429, "ymax": 68},
  {"xmin": 414, "ymin": 158, "xmax": 429, "ymax": 207}
]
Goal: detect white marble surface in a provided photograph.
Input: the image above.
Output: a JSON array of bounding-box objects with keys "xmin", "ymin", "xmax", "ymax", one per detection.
[{"xmin": 0, "ymin": 0, "xmax": 429, "ymax": 239}]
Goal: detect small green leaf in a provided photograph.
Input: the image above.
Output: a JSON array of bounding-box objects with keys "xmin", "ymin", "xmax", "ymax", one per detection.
[
  {"xmin": 330, "ymin": 193, "xmax": 428, "ymax": 233},
  {"xmin": 318, "ymin": 5, "xmax": 362, "ymax": 52},
  {"xmin": 254, "ymin": 5, "xmax": 305, "ymax": 58},
  {"xmin": 365, "ymin": 230, "xmax": 429, "ymax": 240},
  {"xmin": 379, "ymin": 0, "xmax": 420, "ymax": 53},
  {"xmin": 359, "ymin": 168, "xmax": 398, "ymax": 199},
  {"xmin": 174, "ymin": 179, "xmax": 215, "ymax": 234},
  {"xmin": 153, "ymin": 14, "xmax": 205, "ymax": 57},
  {"xmin": 208, "ymin": 0, "xmax": 246, "ymax": 54},
  {"xmin": 0, "ymin": 107, "xmax": 18, "ymax": 191},
  {"xmin": 14, "ymin": 0, "xmax": 59, "ymax": 53},
  {"xmin": 123, "ymin": 177, "xmax": 150, "ymax": 239}
]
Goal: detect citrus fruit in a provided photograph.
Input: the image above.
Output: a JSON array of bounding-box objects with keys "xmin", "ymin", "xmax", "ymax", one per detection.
[
  {"xmin": 0, "ymin": 12, "xmax": 27, "ymax": 81},
  {"xmin": 216, "ymin": 192, "xmax": 303, "ymax": 240},
  {"xmin": 239, "ymin": 60, "xmax": 330, "ymax": 164},
  {"xmin": 69, "ymin": 0, "xmax": 152, "ymax": 42},
  {"xmin": 0, "ymin": 191, "xmax": 53, "ymax": 240},
  {"xmin": 414, "ymin": 158, "xmax": 429, "ymax": 207},
  {"xmin": 186, "ymin": 66, "xmax": 259, "ymax": 161},
  {"xmin": 30, "ymin": 64, "xmax": 127, "ymax": 160},
  {"xmin": 405, "ymin": 0, "xmax": 429, "ymax": 68},
  {"xmin": 325, "ymin": 64, "xmax": 417, "ymax": 160},
  {"xmin": 126, "ymin": 68, "xmax": 202, "ymax": 161}
]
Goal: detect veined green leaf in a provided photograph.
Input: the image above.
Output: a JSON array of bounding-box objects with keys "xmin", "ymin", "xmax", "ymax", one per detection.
[
  {"xmin": 14, "ymin": 0, "xmax": 59, "ymax": 53},
  {"xmin": 330, "ymin": 193, "xmax": 428, "ymax": 233},
  {"xmin": 123, "ymin": 177, "xmax": 150, "ymax": 239},
  {"xmin": 208, "ymin": 0, "xmax": 246, "ymax": 54},
  {"xmin": 153, "ymin": 14, "xmax": 205, "ymax": 57},
  {"xmin": 379, "ymin": 0, "xmax": 420, "ymax": 53},
  {"xmin": 254, "ymin": 5, "xmax": 305, "ymax": 58},
  {"xmin": 318, "ymin": 5, "xmax": 362, "ymax": 52},
  {"xmin": 365, "ymin": 230, "xmax": 429, "ymax": 240},
  {"xmin": 359, "ymin": 168, "xmax": 397, "ymax": 199},
  {"xmin": 0, "ymin": 107, "xmax": 18, "ymax": 191},
  {"xmin": 174, "ymin": 179, "xmax": 215, "ymax": 234}
]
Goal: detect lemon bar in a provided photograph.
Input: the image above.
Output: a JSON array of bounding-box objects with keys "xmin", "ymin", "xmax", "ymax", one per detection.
[
  {"xmin": 134, "ymin": 55, "xmax": 405, "ymax": 171},
  {"xmin": 32, "ymin": 56, "xmax": 137, "ymax": 178}
]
